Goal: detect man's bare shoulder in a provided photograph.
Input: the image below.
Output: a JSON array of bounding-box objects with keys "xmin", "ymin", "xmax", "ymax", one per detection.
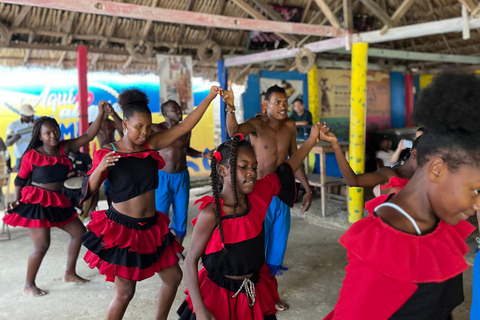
[{"xmin": 151, "ymin": 122, "xmax": 168, "ymax": 133}]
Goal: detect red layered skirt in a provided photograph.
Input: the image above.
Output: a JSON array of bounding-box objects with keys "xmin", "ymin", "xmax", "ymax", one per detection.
[
  {"xmin": 82, "ymin": 206, "xmax": 184, "ymax": 282},
  {"xmin": 3, "ymin": 186, "xmax": 78, "ymax": 228},
  {"xmin": 177, "ymin": 263, "xmax": 279, "ymax": 320}
]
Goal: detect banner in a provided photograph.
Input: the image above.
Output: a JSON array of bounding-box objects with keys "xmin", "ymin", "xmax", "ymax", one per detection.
[
  {"xmin": 156, "ymin": 54, "xmax": 194, "ymax": 113},
  {"xmin": 0, "ymin": 67, "xmax": 214, "ymax": 178}
]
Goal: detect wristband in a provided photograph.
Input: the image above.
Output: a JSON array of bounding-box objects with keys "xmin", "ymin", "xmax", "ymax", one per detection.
[
  {"xmin": 227, "ymin": 110, "xmax": 235, "ymax": 114},
  {"xmin": 201, "ymin": 151, "xmax": 205, "ymax": 158}
]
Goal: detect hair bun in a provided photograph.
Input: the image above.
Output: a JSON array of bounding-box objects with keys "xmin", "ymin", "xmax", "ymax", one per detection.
[{"xmin": 118, "ymin": 89, "xmax": 149, "ymax": 111}]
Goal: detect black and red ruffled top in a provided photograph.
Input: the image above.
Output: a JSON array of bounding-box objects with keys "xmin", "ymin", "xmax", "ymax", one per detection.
[
  {"xmin": 193, "ymin": 162, "xmax": 296, "ymax": 280},
  {"xmin": 81, "ymin": 145, "xmax": 165, "ymax": 204},
  {"xmin": 323, "ymin": 212, "xmax": 475, "ymax": 320},
  {"xmin": 15, "ymin": 141, "xmax": 72, "ymax": 187}
]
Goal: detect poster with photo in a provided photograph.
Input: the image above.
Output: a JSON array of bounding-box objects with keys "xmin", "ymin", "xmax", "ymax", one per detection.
[{"xmin": 156, "ymin": 54, "xmax": 193, "ymax": 113}]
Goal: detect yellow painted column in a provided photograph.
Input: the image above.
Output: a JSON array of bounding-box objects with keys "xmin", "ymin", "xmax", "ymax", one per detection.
[
  {"xmin": 308, "ymin": 65, "xmax": 319, "ymax": 124},
  {"xmin": 348, "ymin": 43, "xmax": 368, "ymax": 223}
]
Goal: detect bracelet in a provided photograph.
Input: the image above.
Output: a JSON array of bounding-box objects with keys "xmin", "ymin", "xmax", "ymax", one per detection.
[
  {"xmin": 227, "ymin": 110, "xmax": 235, "ymax": 114},
  {"xmin": 201, "ymin": 151, "xmax": 205, "ymax": 158},
  {"xmin": 307, "ymin": 190, "xmax": 313, "ymax": 194}
]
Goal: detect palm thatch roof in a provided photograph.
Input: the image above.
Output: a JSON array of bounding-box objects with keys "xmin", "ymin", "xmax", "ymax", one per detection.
[{"xmin": 0, "ymin": 0, "xmax": 478, "ymax": 81}]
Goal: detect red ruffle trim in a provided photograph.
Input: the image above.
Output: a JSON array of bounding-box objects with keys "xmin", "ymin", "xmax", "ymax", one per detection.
[
  {"xmin": 20, "ymin": 186, "xmax": 72, "ymax": 208},
  {"xmin": 84, "ymin": 241, "xmax": 183, "ymax": 282},
  {"xmin": 365, "ymin": 177, "xmax": 409, "ymax": 214},
  {"xmin": 193, "ymin": 196, "xmax": 265, "ymax": 255},
  {"xmin": 3, "ymin": 212, "xmax": 78, "ymax": 228},
  {"xmin": 85, "ymin": 210, "xmax": 175, "ymax": 254},
  {"xmin": 24, "ymin": 148, "xmax": 72, "ymax": 168},
  {"xmin": 340, "ymin": 215, "xmax": 475, "ymax": 283},
  {"xmin": 184, "ymin": 263, "xmax": 279, "ymax": 320},
  {"xmin": 88, "ymin": 148, "xmax": 165, "ymax": 175}
]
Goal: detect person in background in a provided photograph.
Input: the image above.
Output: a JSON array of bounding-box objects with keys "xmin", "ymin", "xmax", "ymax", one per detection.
[
  {"xmin": 375, "ymin": 136, "xmax": 394, "ymax": 168},
  {"xmin": 390, "ymin": 127, "xmax": 424, "ymax": 168},
  {"xmin": 290, "ymin": 99, "xmax": 313, "ymax": 138},
  {"xmin": 152, "ymin": 100, "xmax": 214, "ymax": 261},
  {"xmin": 5, "ymin": 104, "xmax": 35, "ymax": 171}
]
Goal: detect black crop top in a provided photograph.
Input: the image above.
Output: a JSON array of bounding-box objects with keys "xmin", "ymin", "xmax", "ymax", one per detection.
[
  {"xmin": 15, "ymin": 142, "xmax": 72, "ymax": 187},
  {"xmin": 82, "ymin": 146, "xmax": 165, "ymax": 203}
]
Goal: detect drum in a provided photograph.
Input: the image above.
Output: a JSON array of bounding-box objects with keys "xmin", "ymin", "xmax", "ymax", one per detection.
[{"xmin": 63, "ymin": 177, "xmax": 83, "ymax": 208}]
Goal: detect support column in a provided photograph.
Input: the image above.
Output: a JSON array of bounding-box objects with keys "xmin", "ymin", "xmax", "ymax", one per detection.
[
  {"xmin": 348, "ymin": 43, "xmax": 368, "ymax": 223},
  {"xmin": 405, "ymin": 73, "xmax": 414, "ymax": 127},
  {"xmin": 307, "ymin": 65, "xmax": 319, "ymax": 124},
  {"xmin": 77, "ymin": 45, "xmax": 89, "ymax": 154},
  {"xmin": 218, "ymin": 60, "xmax": 229, "ymax": 142}
]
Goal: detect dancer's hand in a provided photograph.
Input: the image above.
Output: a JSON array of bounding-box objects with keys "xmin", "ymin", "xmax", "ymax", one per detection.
[
  {"xmin": 202, "ymin": 149, "xmax": 215, "ymax": 160},
  {"xmin": 97, "ymin": 100, "xmax": 107, "ymax": 118},
  {"xmin": 6, "ymin": 200, "xmax": 20, "ymax": 212},
  {"xmin": 99, "ymin": 151, "xmax": 120, "ymax": 171},
  {"xmin": 319, "ymin": 123, "xmax": 338, "ymax": 144},
  {"xmin": 301, "ymin": 191, "xmax": 312, "ymax": 213},
  {"xmin": 220, "ymin": 82, "xmax": 235, "ymax": 109},
  {"xmin": 309, "ymin": 123, "xmax": 321, "ymax": 143},
  {"xmin": 208, "ymin": 86, "xmax": 222, "ymax": 99},
  {"xmin": 102, "ymin": 101, "xmax": 115, "ymax": 117}
]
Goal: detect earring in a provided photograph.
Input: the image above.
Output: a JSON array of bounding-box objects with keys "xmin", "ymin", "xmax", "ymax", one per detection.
[{"xmin": 123, "ymin": 128, "xmax": 127, "ymax": 135}]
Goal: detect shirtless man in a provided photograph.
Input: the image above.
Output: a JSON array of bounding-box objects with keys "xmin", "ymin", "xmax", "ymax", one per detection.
[
  {"xmin": 88, "ymin": 104, "xmax": 123, "ymax": 209},
  {"xmin": 152, "ymin": 100, "xmax": 213, "ymax": 257},
  {"xmin": 223, "ymin": 85, "xmax": 313, "ymax": 309}
]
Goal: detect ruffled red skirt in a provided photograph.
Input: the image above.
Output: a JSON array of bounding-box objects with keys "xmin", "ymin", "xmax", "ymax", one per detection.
[
  {"xmin": 177, "ymin": 263, "xmax": 279, "ymax": 320},
  {"xmin": 82, "ymin": 206, "xmax": 183, "ymax": 282},
  {"xmin": 3, "ymin": 186, "xmax": 77, "ymax": 228}
]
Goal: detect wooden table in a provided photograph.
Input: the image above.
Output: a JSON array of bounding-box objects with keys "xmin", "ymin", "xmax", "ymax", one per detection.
[{"xmin": 297, "ymin": 141, "xmax": 349, "ymax": 218}]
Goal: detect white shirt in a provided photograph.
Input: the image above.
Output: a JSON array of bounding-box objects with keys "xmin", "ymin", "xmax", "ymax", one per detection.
[
  {"xmin": 376, "ymin": 149, "xmax": 394, "ymax": 168},
  {"xmin": 6, "ymin": 119, "xmax": 34, "ymax": 158}
]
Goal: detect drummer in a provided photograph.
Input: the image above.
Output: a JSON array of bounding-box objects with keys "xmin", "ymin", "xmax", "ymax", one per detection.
[
  {"xmin": 68, "ymin": 148, "xmax": 92, "ymax": 177},
  {"xmin": 5, "ymin": 104, "xmax": 35, "ymax": 171}
]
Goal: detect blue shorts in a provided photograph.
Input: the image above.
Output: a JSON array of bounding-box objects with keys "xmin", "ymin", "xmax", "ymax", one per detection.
[
  {"xmin": 155, "ymin": 169, "xmax": 190, "ymax": 238},
  {"xmin": 264, "ymin": 195, "xmax": 290, "ymax": 275}
]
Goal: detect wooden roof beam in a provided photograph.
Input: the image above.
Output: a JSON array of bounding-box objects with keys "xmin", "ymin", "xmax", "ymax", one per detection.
[
  {"xmin": 380, "ymin": 0, "xmax": 416, "ymax": 35},
  {"xmin": 359, "ymin": 0, "xmax": 395, "ymax": 27},
  {"xmin": 250, "ymin": 0, "xmax": 300, "ymax": 42},
  {"xmin": 225, "ymin": 15, "xmax": 480, "ymax": 66},
  {"xmin": 204, "ymin": 0, "xmax": 227, "ymax": 40},
  {"xmin": 11, "ymin": 5, "xmax": 31, "ymax": 27},
  {"xmin": 313, "ymin": 0, "xmax": 342, "ymax": 29},
  {"xmin": 343, "ymin": 0, "xmax": 354, "ymax": 31},
  {"xmin": 2, "ymin": 0, "xmax": 345, "ymax": 37},
  {"xmin": 231, "ymin": 0, "xmax": 298, "ymax": 45},
  {"xmin": 174, "ymin": 0, "xmax": 195, "ymax": 50},
  {"xmin": 458, "ymin": 0, "xmax": 476, "ymax": 12}
]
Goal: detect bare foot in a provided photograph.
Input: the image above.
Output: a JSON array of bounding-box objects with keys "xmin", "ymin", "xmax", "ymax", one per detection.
[
  {"xmin": 24, "ymin": 284, "xmax": 47, "ymax": 297},
  {"xmin": 63, "ymin": 272, "xmax": 89, "ymax": 283},
  {"xmin": 275, "ymin": 300, "xmax": 289, "ymax": 311},
  {"xmin": 176, "ymin": 252, "xmax": 185, "ymax": 264}
]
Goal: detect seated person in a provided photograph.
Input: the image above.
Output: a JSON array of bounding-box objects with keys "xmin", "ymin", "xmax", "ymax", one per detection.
[
  {"xmin": 290, "ymin": 99, "xmax": 313, "ymax": 138},
  {"xmin": 376, "ymin": 136, "xmax": 394, "ymax": 168}
]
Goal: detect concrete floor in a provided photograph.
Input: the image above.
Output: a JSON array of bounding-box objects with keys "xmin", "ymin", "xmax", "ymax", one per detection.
[{"xmin": 0, "ymin": 188, "xmax": 476, "ymax": 320}]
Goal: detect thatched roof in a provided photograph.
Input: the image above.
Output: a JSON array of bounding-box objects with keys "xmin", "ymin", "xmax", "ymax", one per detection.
[{"xmin": 0, "ymin": 0, "xmax": 478, "ymax": 80}]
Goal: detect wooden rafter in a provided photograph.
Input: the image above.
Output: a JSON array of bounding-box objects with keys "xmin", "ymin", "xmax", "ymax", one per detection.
[
  {"xmin": 300, "ymin": 0, "xmax": 313, "ymax": 23},
  {"xmin": 458, "ymin": 0, "xmax": 476, "ymax": 12},
  {"xmin": 380, "ymin": 0, "xmax": 416, "ymax": 35},
  {"xmin": 359, "ymin": 0, "xmax": 396, "ymax": 27},
  {"xmin": 231, "ymin": 0, "xmax": 297, "ymax": 45},
  {"xmin": 204, "ymin": 0, "xmax": 227, "ymax": 40},
  {"xmin": 1, "ymin": 0, "xmax": 345, "ymax": 38},
  {"xmin": 11, "ymin": 5, "xmax": 31, "ymax": 27},
  {"xmin": 313, "ymin": 0, "xmax": 342, "ymax": 29},
  {"xmin": 343, "ymin": 0, "xmax": 354, "ymax": 31},
  {"xmin": 173, "ymin": 0, "xmax": 195, "ymax": 51},
  {"xmin": 22, "ymin": 30, "xmax": 34, "ymax": 65},
  {"xmin": 123, "ymin": 0, "xmax": 159, "ymax": 71},
  {"xmin": 250, "ymin": 0, "xmax": 300, "ymax": 42},
  {"xmin": 426, "ymin": 0, "xmax": 455, "ymax": 54}
]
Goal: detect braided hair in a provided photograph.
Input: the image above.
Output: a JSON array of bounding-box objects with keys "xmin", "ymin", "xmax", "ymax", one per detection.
[
  {"xmin": 24, "ymin": 117, "xmax": 60, "ymax": 155},
  {"xmin": 118, "ymin": 89, "xmax": 151, "ymax": 119},
  {"xmin": 412, "ymin": 73, "xmax": 480, "ymax": 170},
  {"xmin": 210, "ymin": 135, "xmax": 254, "ymax": 249}
]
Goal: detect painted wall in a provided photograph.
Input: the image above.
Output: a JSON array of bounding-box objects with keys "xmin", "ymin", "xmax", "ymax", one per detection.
[
  {"xmin": 242, "ymin": 70, "xmax": 309, "ymax": 121},
  {"xmin": 0, "ymin": 67, "xmax": 215, "ymax": 178}
]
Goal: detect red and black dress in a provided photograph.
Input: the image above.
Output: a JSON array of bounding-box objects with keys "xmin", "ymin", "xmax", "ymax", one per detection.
[
  {"xmin": 323, "ymin": 210, "xmax": 475, "ymax": 320},
  {"xmin": 3, "ymin": 142, "xmax": 78, "ymax": 228},
  {"xmin": 80, "ymin": 146, "xmax": 184, "ymax": 282},
  {"xmin": 177, "ymin": 162, "xmax": 297, "ymax": 320}
]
